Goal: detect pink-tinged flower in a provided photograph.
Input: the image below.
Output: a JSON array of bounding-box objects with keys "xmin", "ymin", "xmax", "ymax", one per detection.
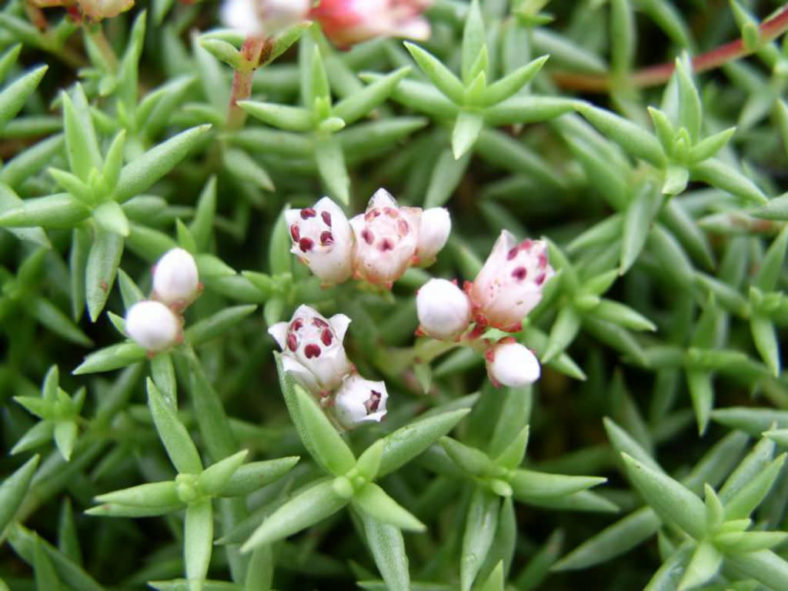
[
  {"xmin": 269, "ymin": 305, "xmax": 352, "ymax": 394},
  {"xmin": 309, "ymin": 0, "xmax": 432, "ymax": 48},
  {"xmin": 152, "ymin": 248, "xmax": 201, "ymax": 310},
  {"xmin": 286, "ymin": 197, "xmax": 354, "ymax": 285},
  {"xmin": 77, "ymin": 0, "xmax": 134, "ymax": 19},
  {"xmin": 220, "ymin": 0, "xmax": 310, "ymax": 37},
  {"xmin": 350, "ymin": 189, "xmax": 421, "ymax": 286},
  {"xmin": 466, "ymin": 231, "xmax": 555, "ymax": 332},
  {"xmin": 486, "ymin": 341, "xmax": 541, "ymax": 388},
  {"xmin": 125, "ymin": 301, "xmax": 181, "ymax": 353},
  {"xmin": 416, "ymin": 207, "xmax": 451, "ymax": 263},
  {"xmin": 333, "ymin": 374, "xmax": 389, "ymax": 428},
  {"xmin": 417, "ymin": 278, "xmax": 471, "ymax": 340}
]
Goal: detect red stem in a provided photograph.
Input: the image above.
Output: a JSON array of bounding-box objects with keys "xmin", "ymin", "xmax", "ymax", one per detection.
[
  {"xmin": 226, "ymin": 37, "xmax": 267, "ymax": 130},
  {"xmin": 552, "ymin": 5, "xmax": 788, "ymax": 93}
]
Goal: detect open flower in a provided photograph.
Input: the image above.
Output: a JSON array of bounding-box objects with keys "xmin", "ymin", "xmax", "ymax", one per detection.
[
  {"xmin": 417, "ymin": 278, "xmax": 471, "ymax": 340},
  {"xmin": 333, "ymin": 374, "xmax": 389, "ymax": 428},
  {"xmin": 220, "ymin": 0, "xmax": 310, "ymax": 37},
  {"xmin": 268, "ymin": 305, "xmax": 352, "ymax": 394},
  {"xmin": 485, "ymin": 341, "xmax": 541, "ymax": 388},
  {"xmin": 286, "ymin": 197, "xmax": 354, "ymax": 285},
  {"xmin": 467, "ymin": 231, "xmax": 555, "ymax": 332},
  {"xmin": 350, "ymin": 189, "xmax": 422, "ymax": 286},
  {"xmin": 125, "ymin": 301, "xmax": 181, "ymax": 353},
  {"xmin": 309, "ymin": 0, "xmax": 432, "ymax": 48},
  {"xmin": 152, "ymin": 248, "xmax": 200, "ymax": 309}
]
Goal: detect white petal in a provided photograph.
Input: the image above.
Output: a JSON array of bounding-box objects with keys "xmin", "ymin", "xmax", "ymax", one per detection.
[
  {"xmin": 219, "ymin": 0, "xmax": 264, "ymax": 36},
  {"xmin": 417, "ymin": 279, "xmax": 471, "ymax": 340},
  {"xmin": 152, "ymin": 248, "xmax": 200, "ymax": 307},
  {"xmin": 367, "ymin": 187, "xmax": 397, "ymax": 209},
  {"xmin": 125, "ymin": 301, "xmax": 180, "ymax": 352},
  {"xmin": 281, "ymin": 355, "xmax": 320, "ymax": 394},
  {"xmin": 417, "ymin": 207, "xmax": 451, "ymax": 261},
  {"xmin": 267, "ymin": 322, "xmax": 289, "ymax": 349},
  {"xmin": 487, "ymin": 342, "xmax": 541, "ymax": 387},
  {"xmin": 329, "ymin": 313, "xmax": 352, "ymax": 340}
]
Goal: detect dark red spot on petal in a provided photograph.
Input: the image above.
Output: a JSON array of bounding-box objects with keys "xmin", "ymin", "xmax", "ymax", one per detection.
[
  {"xmin": 538, "ymin": 254, "xmax": 548, "ymax": 268},
  {"xmin": 320, "ymin": 231, "xmax": 334, "ymax": 245},
  {"xmin": 535, "ymin": 272, "xmax": 547, "ymax": 286},
  {"xmin": 521, "ymin": 239, "xmax": 533, "ymax": 250},
  {"xmin": 287, "ymin": 333, "xmax": 298, "ymax": 351},
  {"xmin": 321, "ymin": 329, "xmax": 333, "ymax": 346},
  {"xmin": 397, "ymin": 219, "xmax": 410, "ymax": 235},
  {"xmin": 312, "ymin": 317, "xmax": 329, "ymax": 328},
  {"xmin": 321, "ymin": 211, "xmax": 332, "ymax": 226},
  {"xmin": 291, "ymin": 318, "xmax": 303, "ymax": 331},
  {"xmin": 384, "ymin": 207, "xmax": 398, "ymax": 218},
  {"xmin": 299, "ymin": 238, "xmax": 314, "ymax": 252},
  {"xmin": 361, "ymin": 229, "xmax": 374, "ymax": 244},
  {"xmin": 380, "ymin": 239, "xmax": 394, "ymax": 251},
  {"xmin": 290, "ymin": 224, "xmax": 300, "ymax": 241},
  {"xmin": 304, "ymin": 344, "xmax": 321, "ymax": 358},
  {"xmin": 507, "ymin": 247, "xmax": 519, "ymax": 260},
  {"xmin": 365, "ymin": 391, "xmax": 382, "ymax": 413},
  {"xmin": 300, "ymin": 208, "xmax": 316, "ymax": 219},
  {"xmin": 512, "ymin": 267, "xmax": 527, "ymax": 281}
]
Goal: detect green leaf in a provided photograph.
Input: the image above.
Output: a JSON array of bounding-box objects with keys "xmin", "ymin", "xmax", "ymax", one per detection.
[
  {"xmin": 85, "ymin": 227, "xmax": 124, "ymax": 321},
  {"xmin": 688, "ymin": 127, "xmax": 736, "ymax": 163},
  {"xmin": 288, "ymin": 384, "xmax": 356, "ymax": 475},
  {"xmin": 184, "ymin": 499, "xmax": 213, "ymax": 591},
  {"xmin": 461, "ymin": 487, "xmax": 499, "ymax": 591},
  {"xmin": 404, "ymin": 43, "xmax": 464, "ymax": 103},
  {"xmin": 239, "ymin": 101, "xmax": 314, "ymax": 132},
  {"xmin": 217, "ymin": 457, "xmax": 300, "ymax": 497},
  {"xmin": 621, "ymin": 182, "xmax": 663, "ymax": 274},
  {"xmin": 725, "ymin": 453, "xmax": 786, "ymax": 520},
  {"xmin": 0, "ymin": 193, "xmax": 90, "ymax": 229},
  {"xmin": 94, "ymin": 481, "xmax": 181, "ymax": 509},
  {"xmin": 185, "ymin": 305, "xmax": 257, "ymax": 346},
  {"xmin": 242, "ymin": 478, "xmax": 347, "ymax": 551},
  {"xmin": 510, "ymin": 470, "xmax": 606, "ymax": 499},
  {"xmin": 690, "ymin": 158, "xmax": 768, "ymax": 205},
  {"xmin": 198, "ymin": 450, "xmax": 248, "ymax": 496},
  {"xmin": 333, "ymin": 66, "xmax": 410, "ymax": 125},
  {"xmin": 92, "ymin": 201, "xmax": 129, "ymax": 237},
  {"xmin": 543, "ymin": 306, "xmax": 581, "ymax": 363},
  {"xmin": 0, "ymin": 455, "xmax": 39, "ymax": 532},
  {"xmin": 114, "ymin": 125, "xmax": 212, "ymax": 202},
  {"xmin": 725, "ymin": 550, "xmax": 788, "ymax": 591},
  {"xmin": 755, "ymin": 226, "xmax": 788, "ymax": 291},
  {"xmin": 483, "ymin": 56, "xmax": 548, "ymax": 106},
  {"xmin": 494, "ymin": 426, "xmax": 529, "ymax": 470},
  {"xmin": 73, "ymin": 342, "xmax": 146, "ymax": 374},
  {"xmin": 686, "ymin": 370, "xmax": 714, "ymax": 435},
  {"xmin": 151, "ymin": 353, "xmax": 176, "ymax": 406},
  {"xmin": 146, "ymin": 379, "xmax": 203, "ymax": 474},
  {"xmin": 750, "ymin": 315, "xmax": 780, "ymax": 376},
  {"xmin": 715, "ymin": 531, "xmax": 788, "ymax": 553},
  {"xmin": 353, "ymin": 483, "xmax": 425, "ymax": 532},
  {"xmin": 358, "ymin": 511, "xmax": 411, "ymax": 591},
  {"xmin": 62, "ymin": 85, "xmax": 102, "ymax": 181},
  {"xmin": 53, "ymin": 421, "xmax": 78, "ymax": 461},
  {"xmin": 674, "ymin": 55, "xmax": 702, "ymax": 141},
  {"xmin": 424, "ymin": 148, "xmax": 471, "ymax": 208},
  {"xmin": 0, "ymin": 65, "xmax": 47, "ymax": 132},
  {"xmin": 314, "ymin": 137, "xmax": 350, "ymax": 205},
  {"xmin": 451, "ymin": 111, "xmax": 484, "ymax": 159},
  {"xmin": 440, "ymin": 437, "xmax": 497, "ymax": 477},
  {"xmin": 576, "ymin": 102, "xmax": 665, "ymax": 165},
  {"xmin": 34, "ymin": 535, "xmax": 61, "ymax": 591},
  {"xmin": 620, "ymin": 454, "xmax": 705, "ymax": 538}
]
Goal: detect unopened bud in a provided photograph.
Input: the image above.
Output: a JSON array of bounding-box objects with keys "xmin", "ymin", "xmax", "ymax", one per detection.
[
  {"xmin": 416, "ymin": 279, "xmax": 471, "ymax": 340},
  {"xmin": 486, "ymin": 342, "xmax": 541, "ymax": 388},
  {"xmin": 220, "ymin": 0, "xmax": 310, "ymax": 37},
  {"xmin": 333, "ymin": 375, "xmax": 389, "ymax": 429},
  {"xmin": 416, "ymin": 207, "xmax": 451, "ymax": 262},
  {"xmin": 152, "ymin": 248, "xmax": 200, "ymax": 308},
  {"xmin": 125, "ymin": 301, "xmax": 181, "ymax": 352}
]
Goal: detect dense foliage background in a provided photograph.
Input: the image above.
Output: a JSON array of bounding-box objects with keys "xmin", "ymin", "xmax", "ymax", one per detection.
[{"xmin": 2, "ymin": 0, "xmax": 788, "ymax": 589}]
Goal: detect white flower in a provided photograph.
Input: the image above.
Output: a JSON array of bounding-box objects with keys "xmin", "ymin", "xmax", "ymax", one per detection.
[
  {"xmin": 125, "ymin": 301, "xmax": 181, "ymax": 353},
  {"xmin": 416, "ymin": 279, "xmax": 471, "ymax": 340},
  {"xmin": 486, "ymin": 341, "xmax": 541, "ymax": 388},
  {"xmin": 416, "ymin": 207, "xmax": 451, "ymax": 263},
  {"xmin": 286, "ymin": 197, "xmax": 354, "ymax": 285},
  {"xmin": 268, "ymin": 305, "xmax": 352, "ymax": 393},
  {"xmin": 350, "ymin": 188, "xmax": 421, "ymax": 286},
  {"xmin": 333, "ymin": 374, "xmax": 389, "ymax": 428},
  {"xmin": 152, "ymin": 248, "xmax": 200, "ymax": 309},
  {"xmin": 467, "ymin": 231, "xmax": 555, "ymax": 332},
  {"xmin": 220, "ymin": 0, "xmax": 310, "ymax": 37}
]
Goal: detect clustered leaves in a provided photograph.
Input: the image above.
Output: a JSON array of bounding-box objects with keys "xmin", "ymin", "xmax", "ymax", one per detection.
[{"xmin": 1, "ymin": 1, "xmax": 788, "ymax": 590}]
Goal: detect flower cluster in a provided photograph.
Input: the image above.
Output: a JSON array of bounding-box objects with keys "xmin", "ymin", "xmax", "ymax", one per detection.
[
  {"xmin": 269, "ymin": 305, "xmax": 388, "ymax": 429},
  {"xmin": 417, "ymin": 231, "xmax": 555, "ymax": 388},
  {"xmin": 287, "ymin": 189, "xmax": 450, "ymax": 288},
  {"xmin": 125, "ymin": 248, "xmax": 202, "ymax": 354},
  {"xmin": 220, "ymin": 0, "xmax": 432, "ymax": 46}
]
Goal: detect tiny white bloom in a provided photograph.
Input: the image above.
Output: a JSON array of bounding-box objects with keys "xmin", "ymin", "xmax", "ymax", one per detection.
[
  {"xmin": 468, "ymin": 231, "xmax": 555, "ymax": 332},
  {"xmin": 350, "ymin": 188, "xmax": 421, "ymax": 286},
  {"xmin": 333, "ymin": 374, "xmax": 389, "ymax": 428},
  {"xmin": 286, "ymin": 197, "xmax": 354, "ymax": 285},
  {"xmin": 152, "ymin": 248, "xmax": 200, "ymax": 309},
  {"xmin": 416, "ymin": 278, "xmax": 471, "ymax": 340},
  {"xmin": 220, "ymin": 0, "xmax": 265, "ymax": 37},
  {"xmin": 125, "ymin": 301, "xmax": 181, "ymax": 353},
  {"xmin": 220, "ymin": 0, "xmax": 310, "ymax": 37},
  {"xmin": 416, "ymin": 207, "xmax": 451, "ymax": 262},
  {"xmin": 486, "ymin": 341, "xmax": 541, "ymax": 388},
  {"xmin": 268, "ymin": 305, "xmax": 352, "ymax": 393}
]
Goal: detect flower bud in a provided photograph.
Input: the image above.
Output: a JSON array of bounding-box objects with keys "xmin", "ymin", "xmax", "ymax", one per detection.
[
  {"xmin": 286, "ymin": 197, "xmax": 354, "ymax": 285},
  {"xmin": 416, "ymin": 207, "xmax": 451, "ymax": 263},
  {"xmin": 125, "ymin": 301, "xmax": 181, "ymax": 353},
  {"xmin": 152, "ymin": 248, "xmax": 200, "ymax": 309},
  {"xmin": 350, "ymin": 188, "xmax": 421, "ymax": 286},
  {"xmin": 333, "ymin": 375, "xmax": 389, "ymax": 428},
  {"xmin": 220, "ymin": 0, "xmax": 310, "ymax": 37},
  {"xmin": 467, "ymin": 231, "xmax": 555, "ymax": 332},
  {"xmin": 77, "ymin": 0, "xmax": 134, "ymax": 20},
  {"xmin": 486, "ymin": 342, "xmax": 541, "ymax": 388},
  {"xmin": 417, "ymin": 279, "xmax": 471, "ymax": 340},
  {"xmin": 268, "ymin": 305, "xmax": 352, "ymax": 393},
  {"xmin": 309, "ymin": 0, "xmax": 432, "ymax": 48}
]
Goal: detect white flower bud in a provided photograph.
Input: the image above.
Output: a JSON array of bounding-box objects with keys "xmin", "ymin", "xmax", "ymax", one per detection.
[
  {"xmin": 350, "ymin": 188, "xmax": 421, "ymax": 286},
  {"xmin": 286, "ymin": 197, "xmax": 354, "ymax": 285},
  {"xmin": 78, "ymin": 0, "xmax": 134, "ymax": 20},
  {"xmin": 333, "ymin": 374, "xmax": 389, "ymax": 428},
  {"xmin": 486, "ymin": 342, "xmax": 541, "ymax": 388},
  {"xmin": 268, "ymin": 305, "xmax": 352, "ymax": 393},
  {"xmin": 468, "ymin": 231, "xmax": 555, "ymax": 332},
  {"xmin": 220, "ymin": 0, "xmax": 310, "ymax": 37},
  {"xmin": 152, "ymin": 248, "xmax": 200, "ymax": 308},
  {"xmin": 416, "ymin": 279, "xmax": 471, "ymax": 340},
  {"xmin": 416, "ymin": 207, "xmax": 451, "ymax": 262},
  {"xmin": 125, "ymin": 301, "xmax": 181, "ymax": 352}
]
